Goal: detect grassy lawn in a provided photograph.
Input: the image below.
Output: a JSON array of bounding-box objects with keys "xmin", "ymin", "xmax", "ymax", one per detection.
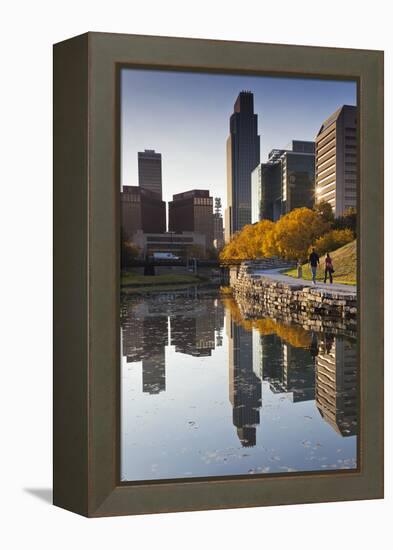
[
  {"xmin": 121, "ymin": 272, "xmax": 206, "ymax": 287},
  {"xmin": 285, "ymin": 240, "xmax": 357, "ymax": 285}
]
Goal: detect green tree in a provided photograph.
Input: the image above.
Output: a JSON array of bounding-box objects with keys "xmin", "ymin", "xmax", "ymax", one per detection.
[
  {"xmin": 312, "ymin": 228, "xmax": 354, "ymax": 256},
  {"xmin": 121, "ymin": 240, "xmax": 140, "ymax": 266},
  {"xmin": 186, "ymin": 244, "xmax": 205, "ymax": 259},
  {"xmin": 314, "ymin": 201, "xmax": 335, "ymax": 226},
  {"xmin": 333, "ymin": 207, "xmax": 357, "ymax": 235}
]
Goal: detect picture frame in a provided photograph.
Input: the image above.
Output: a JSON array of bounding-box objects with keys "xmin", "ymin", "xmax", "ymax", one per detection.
[{"xmin": 53, "ymin": 32, "xmax": 383, "ymax": 517}]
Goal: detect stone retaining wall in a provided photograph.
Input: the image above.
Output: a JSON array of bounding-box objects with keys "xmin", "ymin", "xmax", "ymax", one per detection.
[{"xmin": 230, "ymin": 263, "xmax": 357, "ymax": 336}]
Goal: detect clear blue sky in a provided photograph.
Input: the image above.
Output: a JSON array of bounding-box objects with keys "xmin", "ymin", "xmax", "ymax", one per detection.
[{"xmin": 121, "ymin": 69, "xmax": 356, "ymax": 210}]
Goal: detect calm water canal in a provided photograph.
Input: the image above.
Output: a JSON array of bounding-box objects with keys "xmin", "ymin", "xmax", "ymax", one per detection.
[{"xmin": 120, "ymin": 286, "xmax": 358, "ymax": 482}]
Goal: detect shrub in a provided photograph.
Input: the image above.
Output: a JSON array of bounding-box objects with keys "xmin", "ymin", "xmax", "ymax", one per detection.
[{"xmin": 312, "ymin": 229, "xmax": 354, "ymax": 256}]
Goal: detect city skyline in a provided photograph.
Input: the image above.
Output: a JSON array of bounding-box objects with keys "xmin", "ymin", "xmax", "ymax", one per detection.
[{"xmin": 121, "ymin": 68, "xmax": 357, "ymax": 210}]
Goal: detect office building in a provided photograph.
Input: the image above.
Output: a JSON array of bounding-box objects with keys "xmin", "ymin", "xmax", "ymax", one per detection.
[
  {"xmin": 121, "ymin": 186, "xmax": 166, "ymax": 240},
  {"xmin": 315, "ymin": 105, "xmax": 357, "ymax": 216},
  {"xmin": 251, "ymin": 141, "xmax": 315, "ymax": 222},
  {"xmin": 213, "ymin": 197, "xmax": 224, "ymax": 250},
  {"xmin": 138, "ymin": 149, "xmax": 163, "ymax": 199},
  {"xmin": 169, "ymin": 190, "xmax": 214, "ymax": 249},
  {"xmin": 251, "ymin": 153, "xmax": 283, "ymax": 222},
  {"xmin": 281, "ymin": 141, "xmax": 315, "ymax": 214},
  {"xmin": 225, "ymin": 91, "xmax": 260, "ymax": 240},
  {"xmin": 131, "ymin": 229, "xmax": 206, "ymax": 258}
]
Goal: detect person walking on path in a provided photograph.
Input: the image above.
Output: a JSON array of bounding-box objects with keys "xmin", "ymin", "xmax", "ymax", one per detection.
[
  {"xmin": 324, "ymin": 252, "xmax": 334, "ymax": 284},
  {"xmin": 309, "ymin": 248, "xmax": 320, "ymax": 285}
]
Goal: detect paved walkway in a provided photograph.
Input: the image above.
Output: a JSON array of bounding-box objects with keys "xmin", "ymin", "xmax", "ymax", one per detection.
[{"xmin": 251, "ymin": 268, "xmax": 357, "ymax": 296}]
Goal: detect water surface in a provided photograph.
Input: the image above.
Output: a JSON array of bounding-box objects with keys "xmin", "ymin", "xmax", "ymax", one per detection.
[{"xmin": 121, "ymin": 286, "xmax": 357, "ymax": 481}]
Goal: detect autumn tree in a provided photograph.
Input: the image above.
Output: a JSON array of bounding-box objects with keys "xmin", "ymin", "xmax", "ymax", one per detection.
[
  {"xmin": 220, "ymin": 208, "xmax": 334, "ymax": 263},
  {"xmin": 219, "ymin": 219, "xmax": 274, "ymax": 261},
  {"xmin": 264, "ymin": 207, "xmax": 330, "ymax": 261}
]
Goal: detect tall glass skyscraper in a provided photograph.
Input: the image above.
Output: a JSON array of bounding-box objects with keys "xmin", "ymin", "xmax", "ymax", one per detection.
[
  {"xmin": 225, "ymin": 91, "xmax": 260, "ymax": 241},
  {"xmin": 251, "ymin": 141, "xmax": 315, "ymax": 223}
]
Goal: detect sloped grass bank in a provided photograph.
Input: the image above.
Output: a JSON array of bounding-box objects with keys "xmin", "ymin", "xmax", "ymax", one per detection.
[{"xmin": 285, "ymin": 240, "xmax": 357, "ymax": 285}]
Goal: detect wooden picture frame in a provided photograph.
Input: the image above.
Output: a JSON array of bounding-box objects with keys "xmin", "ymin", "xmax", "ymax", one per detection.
[{"xmin": 53, "ymin": 32, "xmax": 383, "ymax": 517}]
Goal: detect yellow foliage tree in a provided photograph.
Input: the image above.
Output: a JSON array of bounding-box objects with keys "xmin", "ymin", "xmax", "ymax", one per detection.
[
  {"xmin": 220, "ymin": 208, "xmax": 330, "ymax": 262},
  {"xmin": 220, "ymin": 219, "xmax": 274, "ymax": 261},
  {"xmin": 264, "ymin": 207, "xmax": 330, "ymax": 261}
]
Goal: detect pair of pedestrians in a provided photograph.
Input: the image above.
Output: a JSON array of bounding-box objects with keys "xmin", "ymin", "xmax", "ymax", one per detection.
[{"xmin": 309, "ymin": 248, "xmax": 334, "ymax": 285}]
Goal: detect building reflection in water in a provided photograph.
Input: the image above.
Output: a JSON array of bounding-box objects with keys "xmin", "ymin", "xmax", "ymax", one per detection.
[
  {"xmin": 315, "ymin": 335, "xmax": 358, "ymax": 436},
  {"xmin": 225, "ymin": 299, "xmax": 358, "ymax": 446},
  {"xmin": 170, "ymin": 296, "xmax": 222, "ymax": 357},
  {"xmin": 121, "ymin": 289, "xmax": 224, "ymax": 394},
  {"xmin": 121, "ymin": 301, "xmax": 168, "ymax": 394},
  {"xmin": 121, "ymin": 292, "xmax": 357, "ymax": 444},
  {"xmin": 227, "ymin": 316, "xmax": 262, "ymax": 447},
  {"xmin": 141, "ymin": 316, "xmax": 168, "ymax": 394},
  {"xmin": 276, "ymin": 344, "xmax": 315, "ymax": 402}
]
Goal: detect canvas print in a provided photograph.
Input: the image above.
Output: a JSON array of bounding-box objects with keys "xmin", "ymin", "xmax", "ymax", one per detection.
[{"xmin": 119, "ymin": 69, "xmax": 358, "ymax": 482}]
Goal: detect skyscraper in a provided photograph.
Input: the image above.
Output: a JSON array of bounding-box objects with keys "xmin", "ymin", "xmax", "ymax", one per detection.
[
  {"xmin": 315, "ymin": 105, "xmax": 357, "ymax": 216},
  {"xmin": 213, "ymin": 197, "xmax": 224, "ymax": 250},
  {"xmin": 280, "ymin": 141, "xmax": 315, "ymax": 215},
  {"xmin": 251, "ymin": 141, "xmax": 315, "ymax": 223},
  {"xmin": 225, "ymin": 91, "xmax": 260, "ymax": 241},
  {"xmin": 138, "ymin": 149, "xmax": 163, "ymax": 199},
  {"xmin": 169, "ymin": 190, "xmax": 214, "ymax": 249},
  {"xmin": 120, "ymin": 186, "xmax": 166, "ymax": 240},
  {"xmin": 251, "ymin": 150, "xmax": 285, "ymax": 223}
]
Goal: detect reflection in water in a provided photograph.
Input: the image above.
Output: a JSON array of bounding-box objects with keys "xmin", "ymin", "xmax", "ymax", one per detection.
[
  {"xmin": 228, "ymin": 322, "xmax": 261, "ymax": 447},
  {"xmin": 121, "ymin": 288, "xmax": 224, "ymax": 394},
  {"xmin": 315, "ymin": 337, "xmax": 357, "ymax": 436},
  {"xmin": 122, "ymin": 301, "xmax": 169, "ymax": 394},
  {"xmin": 121, "ymin": 287, "xmax": 358, "ymax": 481}
]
